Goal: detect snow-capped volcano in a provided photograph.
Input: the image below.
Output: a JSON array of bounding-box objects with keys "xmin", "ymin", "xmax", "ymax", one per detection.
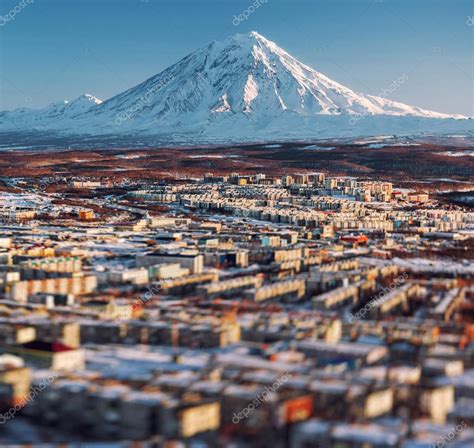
[
  {"xmin": 0, "ymin": 31, "xmax": 471, "ymax": 142},
  {"xmin": 95, "ymin": 31, "xmax": 464, "ymax": 124}
]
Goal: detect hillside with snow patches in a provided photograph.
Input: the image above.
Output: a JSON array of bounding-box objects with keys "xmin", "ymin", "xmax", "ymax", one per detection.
[{"xmin": 0, "ymin": 32, "xmax": 472, "ymax": 143}]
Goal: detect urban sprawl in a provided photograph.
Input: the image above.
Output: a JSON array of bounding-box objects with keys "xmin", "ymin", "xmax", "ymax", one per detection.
[{"xmin": 0, "ymin": 171, "xmax": 473, "ymax": 447}]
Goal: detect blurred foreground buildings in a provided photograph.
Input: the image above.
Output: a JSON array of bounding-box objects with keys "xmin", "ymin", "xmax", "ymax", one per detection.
[{"xmin": 0, "ymin": 172, "xmax": 473, "ymax": 446}]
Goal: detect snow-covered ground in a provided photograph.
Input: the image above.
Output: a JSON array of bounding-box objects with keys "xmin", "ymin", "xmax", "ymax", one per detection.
[{"xmin": 441, "ymin": 150, "xmax": 474, "ymax": 157}]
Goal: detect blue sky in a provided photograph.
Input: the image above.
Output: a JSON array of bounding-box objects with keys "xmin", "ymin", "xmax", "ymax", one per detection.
[{"xmin": 0, "ymin": 0, "xmax": 472, "ymax": 115}]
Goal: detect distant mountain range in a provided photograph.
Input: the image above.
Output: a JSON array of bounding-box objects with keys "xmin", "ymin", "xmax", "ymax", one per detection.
[{"xmin": 1, "ymin": 31, "xmax": 472, "ymax": 144}]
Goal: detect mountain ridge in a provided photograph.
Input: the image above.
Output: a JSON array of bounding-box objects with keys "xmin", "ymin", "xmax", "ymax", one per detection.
[{"xmin": 0, "ymin": 31, "xmax": 471, "ymax": 142}]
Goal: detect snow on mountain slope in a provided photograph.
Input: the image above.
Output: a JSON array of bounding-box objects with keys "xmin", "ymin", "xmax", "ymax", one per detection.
[
  {"xmin": 0, "ymin": 93, "xmax": 102, "ymax": 131},
  {"xmin": 0, "ymin": 32, "xmax": 471, "ymax": 141}
]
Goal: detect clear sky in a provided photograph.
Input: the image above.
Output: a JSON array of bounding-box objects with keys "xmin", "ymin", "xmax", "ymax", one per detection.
[{"xmin": 0, "ymin": 0, "xmax": 472, "ymax": 115}]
